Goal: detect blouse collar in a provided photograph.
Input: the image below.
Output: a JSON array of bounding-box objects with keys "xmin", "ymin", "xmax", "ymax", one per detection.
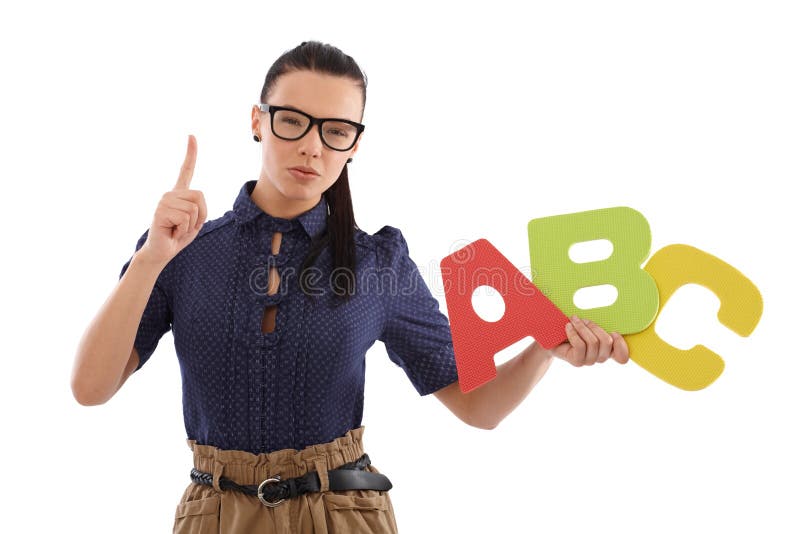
[{"xmin": 232, "ymin": 179, "xmax": 328, "ymax": 238}]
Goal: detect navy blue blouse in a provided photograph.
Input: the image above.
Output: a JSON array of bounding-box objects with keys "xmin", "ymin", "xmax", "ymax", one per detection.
[{"xmin": 118, "ymin": 179, "xmax": 458, "ymax": 454}]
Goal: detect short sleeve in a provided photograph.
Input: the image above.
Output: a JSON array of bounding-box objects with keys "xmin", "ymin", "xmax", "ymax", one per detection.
[
  {"xmin": 118, "ymin": 228, "xmax": 173, "ymax": 372},
  {"xmin": 376, "ymin": 226, "xmax": 459, "ymax": 395}
]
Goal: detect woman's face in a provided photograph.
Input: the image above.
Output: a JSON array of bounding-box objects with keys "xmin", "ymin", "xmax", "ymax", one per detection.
[{"xmin": 251, "ymin": 70, "xmax": 364, "ymax": 211}]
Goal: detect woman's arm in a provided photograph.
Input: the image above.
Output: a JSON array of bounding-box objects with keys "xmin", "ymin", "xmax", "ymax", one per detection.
[
  {"xmin": 71, "ymin": 249, "xmax": 168, "ymax": 406},
  {"xmin": 433, "ymin": 315, "xmax": 629, "ymax": 429},
  {"xmin": 72, "ymin": 136, "xmax": 206, "ymax": 406}
]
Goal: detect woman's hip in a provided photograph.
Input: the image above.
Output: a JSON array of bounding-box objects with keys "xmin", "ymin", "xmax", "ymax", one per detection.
[{"xmin": 173, "ymin": 425, "xmax": 398, "ymax": 533}]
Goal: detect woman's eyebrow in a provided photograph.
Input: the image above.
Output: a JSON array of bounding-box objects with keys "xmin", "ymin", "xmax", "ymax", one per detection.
[{"xmin": 281, "ymin": 103, "xmax": 355, "ymax": 120}]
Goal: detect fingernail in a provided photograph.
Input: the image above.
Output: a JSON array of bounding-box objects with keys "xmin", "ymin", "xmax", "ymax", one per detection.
[{"xmin": 566, "ymin": 322, "xmax": 574, "ymax": 332}]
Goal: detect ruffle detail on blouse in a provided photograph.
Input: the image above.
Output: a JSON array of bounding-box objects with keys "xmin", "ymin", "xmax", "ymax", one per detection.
[{"xmin": 369, "ymin": 224, "xmax": 410, "ymax": 272}]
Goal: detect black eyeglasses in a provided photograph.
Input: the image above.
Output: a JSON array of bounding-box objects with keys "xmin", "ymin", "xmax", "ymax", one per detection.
[{"xmin": 257, "ymin": 104, "xmax": 365, "ymax": 152}]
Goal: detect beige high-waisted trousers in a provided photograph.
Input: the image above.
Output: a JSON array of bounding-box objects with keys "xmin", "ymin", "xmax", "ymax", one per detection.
[{"xmin": 173, "ymin": 426, "xmax": 398, "ymax": 533}]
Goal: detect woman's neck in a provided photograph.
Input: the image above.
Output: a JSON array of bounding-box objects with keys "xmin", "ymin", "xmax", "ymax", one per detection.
[{"xmin": 251, "ymin": 177, "xmax": 320, "ymax": 219}]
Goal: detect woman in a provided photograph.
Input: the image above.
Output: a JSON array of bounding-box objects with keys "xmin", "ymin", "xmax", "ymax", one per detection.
[{"xmin": 72, "ymin": 41, "xmax": 629, "ymax": 533}]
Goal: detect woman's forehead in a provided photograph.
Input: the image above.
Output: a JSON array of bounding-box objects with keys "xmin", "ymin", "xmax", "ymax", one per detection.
[{"xmin": 269, "ymin": 70, "xmax": 363, "ymax": 121}]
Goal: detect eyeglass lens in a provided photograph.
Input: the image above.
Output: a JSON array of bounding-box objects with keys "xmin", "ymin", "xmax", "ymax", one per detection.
[{"xmin": 273, "ymin": 109, "xmax": 358, "ymax": 150}]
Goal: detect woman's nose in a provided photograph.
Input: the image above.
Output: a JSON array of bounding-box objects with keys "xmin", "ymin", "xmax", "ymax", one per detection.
[{"xmin": 297, "ymin": 124, "xmax": 323, "ymax": 157}]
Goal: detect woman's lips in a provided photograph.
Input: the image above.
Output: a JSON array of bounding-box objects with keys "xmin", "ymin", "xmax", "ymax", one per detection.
[{"xmin": 289, "ymin": 168, "xmax": 318, "ymax": 180}]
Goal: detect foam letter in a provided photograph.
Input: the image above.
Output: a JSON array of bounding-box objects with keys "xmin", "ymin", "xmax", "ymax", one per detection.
[
  {"xmin": 527, "ymin": 206, "xmax": 659, "ymax": 334},
  {"xmin": 441, "ymin": 239, "xmax": 568, "ymax": 393},
  {"xmin": 625, "ymin": 244, "xmax": 763, "ymax": 390}
]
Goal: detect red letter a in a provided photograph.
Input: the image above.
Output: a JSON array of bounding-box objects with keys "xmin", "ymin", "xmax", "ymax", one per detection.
[{"xmin": 441, "ymin": 239, "xmax": 568, "ymax": 393}]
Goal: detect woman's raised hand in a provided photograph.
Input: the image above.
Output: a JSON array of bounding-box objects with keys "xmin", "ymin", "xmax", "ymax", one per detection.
[
  {"xmin": 139, "ymin": 135, "xmax": 208, "ymax": 266},
  {"xmin": 550, "ymin": 315, "xmax": 630, "ymax": 367}
]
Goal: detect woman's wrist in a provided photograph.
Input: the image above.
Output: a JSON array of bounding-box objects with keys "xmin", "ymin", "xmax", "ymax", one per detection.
[{"xmin": 525, "ymin": 340, "xmax": 555, "ymax": 366}]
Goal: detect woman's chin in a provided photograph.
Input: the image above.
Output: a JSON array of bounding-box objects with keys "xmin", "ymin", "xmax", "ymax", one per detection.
[{"xmin": 276, "ymin": 182, "xmax": 322, "ymax": 202}]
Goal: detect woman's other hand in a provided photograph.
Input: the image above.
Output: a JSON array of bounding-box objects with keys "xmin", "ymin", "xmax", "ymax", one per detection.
[
  {"xmin": 550, "ymin": 315, "xmax": 630, "ymax": 367},
  {"xmin": 138, "ymin": 134, "xmax": 208, "ymax": 266}
]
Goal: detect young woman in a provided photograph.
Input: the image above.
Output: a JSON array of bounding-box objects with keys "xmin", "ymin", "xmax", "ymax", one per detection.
[{"xmin": 72, "ymin": 41, "xmax": 629, "ymax": 533}]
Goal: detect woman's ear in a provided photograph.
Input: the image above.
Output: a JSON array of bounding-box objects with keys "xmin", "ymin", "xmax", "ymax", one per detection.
[
  {"xmin": 251, "ymin": 105, "xmax": 262, "ymax": 136},
  {"xmin": 349, "ymin": 133, "xmax": 363, "ymax": 158}
]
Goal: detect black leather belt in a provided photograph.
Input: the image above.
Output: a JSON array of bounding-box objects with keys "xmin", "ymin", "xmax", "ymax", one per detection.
[{"xmin": 190, "ymin": 453, "xmax": 392, "ymax": 507}]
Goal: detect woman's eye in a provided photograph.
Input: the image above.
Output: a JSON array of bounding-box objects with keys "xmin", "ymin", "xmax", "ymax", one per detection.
[
  {"xmin": 326, "ymin": 128, "xmax": 347, "ymax": 137},
  {"xmin": 282, "ymin": 117, "xmax": 302, "ymax": 126}
]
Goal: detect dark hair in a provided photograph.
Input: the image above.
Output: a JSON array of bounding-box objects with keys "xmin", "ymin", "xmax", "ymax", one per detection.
[{"xmin": 259, "ymin": 41, "xmax": 368, "ymax": 304}]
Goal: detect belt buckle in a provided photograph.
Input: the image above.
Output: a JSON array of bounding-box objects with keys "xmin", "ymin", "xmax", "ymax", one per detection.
[{"xmin": 257, "ymin": 475, "xmax": 285, "ymax": 507}]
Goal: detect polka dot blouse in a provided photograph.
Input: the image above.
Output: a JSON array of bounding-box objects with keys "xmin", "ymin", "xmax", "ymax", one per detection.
[{"xmin": 118, "ymin": 179, "xmax": 459, "ymax": 454}]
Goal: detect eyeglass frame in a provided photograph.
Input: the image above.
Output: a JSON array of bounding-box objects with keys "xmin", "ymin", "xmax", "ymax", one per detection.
[{"xmin": 256, "ymin": 103, "xmax": 365, "ymax": 152}]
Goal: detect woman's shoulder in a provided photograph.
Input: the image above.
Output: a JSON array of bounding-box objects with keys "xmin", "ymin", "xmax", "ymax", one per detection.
[
  {"xmin": 355, "ymin": 224, "xmax": 411, "ymax": 266},
  {"xmin": 355, "ymin": 224, "xmax": 408, "ymax": 248}
]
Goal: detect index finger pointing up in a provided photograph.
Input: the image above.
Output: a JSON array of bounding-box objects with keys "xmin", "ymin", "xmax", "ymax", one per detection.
[{"xmin": 174, "ymin": 134, "xmax": 197, "ymax": 190}]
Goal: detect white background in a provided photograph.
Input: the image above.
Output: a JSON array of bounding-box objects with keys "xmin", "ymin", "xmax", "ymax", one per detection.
[{"xmin": 1, "ymin": 1, "xmax": 797, "ymax": 532}]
